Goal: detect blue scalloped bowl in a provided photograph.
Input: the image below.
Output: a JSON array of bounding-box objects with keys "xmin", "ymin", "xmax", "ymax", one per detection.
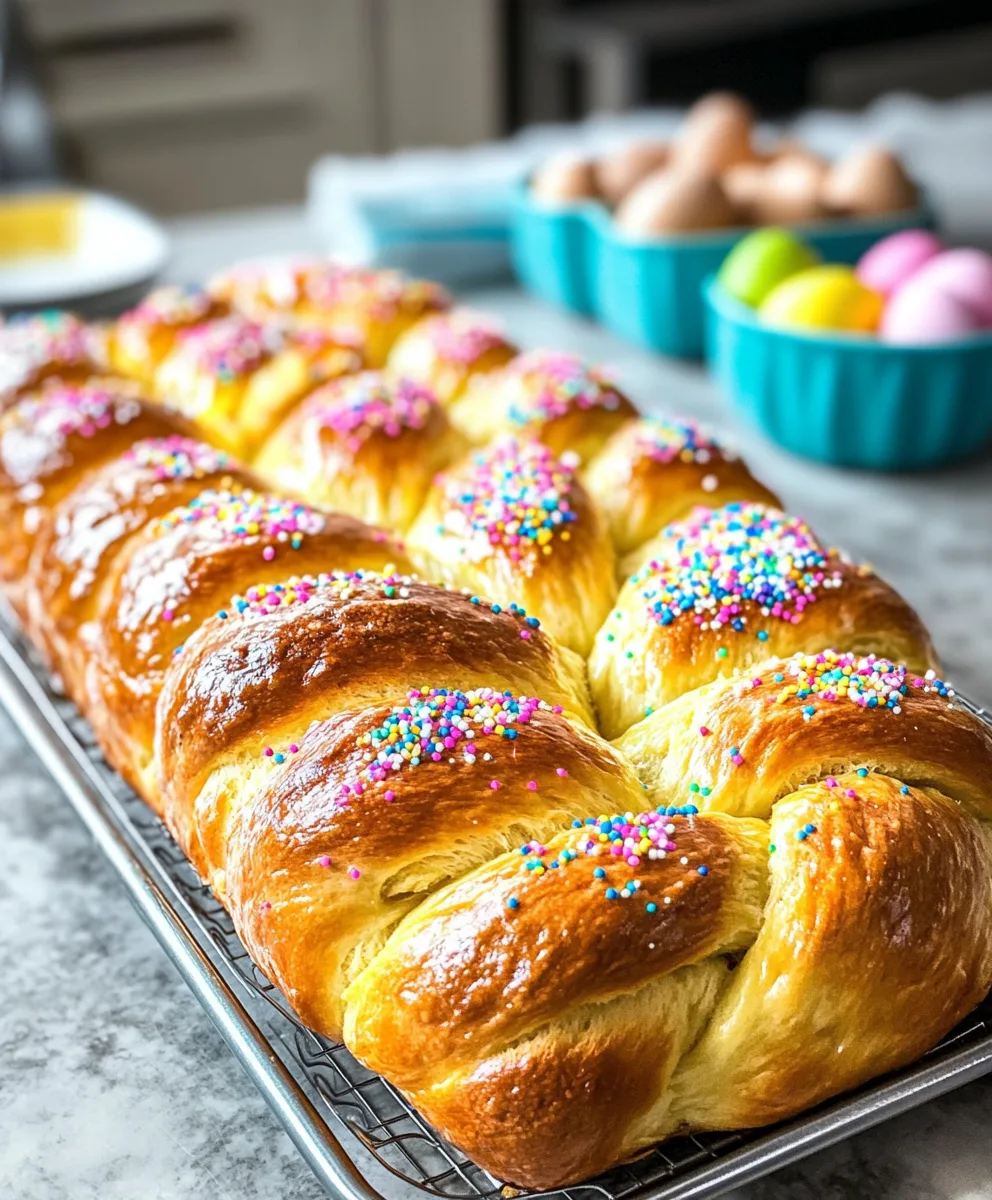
[
  {"xmin": 510, "ymin": 184, "xmax": 935, "ymax": 357},
  {"xmin": 703, "ymin": 278, "xmax": 992, "ymax": 470}
]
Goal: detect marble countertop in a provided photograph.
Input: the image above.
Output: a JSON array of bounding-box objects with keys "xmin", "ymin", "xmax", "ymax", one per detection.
[{"xmin": 2, "ymin": 208, "xmax": 992, "ymax": 1200}]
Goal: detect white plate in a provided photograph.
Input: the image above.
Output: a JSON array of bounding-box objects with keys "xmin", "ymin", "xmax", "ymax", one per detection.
[{"xmin": 0, "ymin": 191, "xmax": 169, "ymax": 308}]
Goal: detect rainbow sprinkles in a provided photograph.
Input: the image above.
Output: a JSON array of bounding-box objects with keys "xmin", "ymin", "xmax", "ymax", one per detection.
[
  {"xmin": 303, "ymin": 373, "xmax": 437, "ymax": 452},
  {"xmin": 505, "ymin": 350, "xmax": 622, "ymax": 427},
  {"xmin": 633, "ymin": 416, "xmax": 733, "ymax": 466},
  {"xmin": 439, "ymin": 438, "xmax": 579, "ymax": 561},
  {"xmin": 631, "ymin": 502, "xmax": 847, "ymax": 633}
]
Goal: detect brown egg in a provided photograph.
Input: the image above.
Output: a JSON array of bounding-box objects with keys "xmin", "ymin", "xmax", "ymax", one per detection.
[
  {"xmin": 821, "ymin": 145, "xmax": 918, "ymax": 216},
  {"xmin": 767, "ymin": 139, "xmax": 824, "ymax": 165},
  {"xmin": 674, "ymin": 91, "xmax": 756, "ymax": 174},
  {"xmin": 595, "ymin": 140, "xmax": 671, "ymax": 208},
  {"xmin": 721, "ymin": 161, "xmax": 767, "ymax": 223},
  {"xmin": 530, "ymin": 153, "xmax": 600, "ymax": 204},
  {"xmin": 614, "ymin": 167, "xmax": 739, "ymax": 236},
  {"xmin": 752, "ymin": 154, "xmax": 828, "ymax": 224}
]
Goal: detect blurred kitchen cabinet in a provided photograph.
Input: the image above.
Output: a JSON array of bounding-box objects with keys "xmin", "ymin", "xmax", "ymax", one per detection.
[
  {"xmin": 21, "ymin": 0, "xmax": 504, "ymax": 213},
  {"xmin": 379, "ymin": 0, "xmax": 502, "ymax": 149}
]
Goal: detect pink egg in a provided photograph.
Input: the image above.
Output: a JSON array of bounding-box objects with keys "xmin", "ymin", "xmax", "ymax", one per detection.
[
  {"xmin": 880, "ymin": 274, "xmax": 984, "ymax": 345},
  {"xmin": 907, "ymin": 249, "xmax": 992, "ymax": 326},
  {"xmin": 856, "ymin": 229, "xmax": 943, "ymax": 298}
]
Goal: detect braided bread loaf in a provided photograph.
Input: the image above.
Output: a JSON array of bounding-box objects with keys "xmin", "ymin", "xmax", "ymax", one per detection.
[
  {"xmin": 4, "ymin": 261, "xmax": 990, "ymax": 1194},
  {"xmin": 345, "ymin": 654, "xmax": 992, "ymax": 1187}
]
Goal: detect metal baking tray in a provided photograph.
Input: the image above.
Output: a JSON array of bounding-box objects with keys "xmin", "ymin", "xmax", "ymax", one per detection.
[{"xmin": 3, "ymin": 612, "xmax": 992, "ymax": 1200}]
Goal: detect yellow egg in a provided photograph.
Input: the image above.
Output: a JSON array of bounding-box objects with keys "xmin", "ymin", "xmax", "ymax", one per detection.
[{"xmin": 759, "ymin": 266, "xmax": 884, "ymax": 333}]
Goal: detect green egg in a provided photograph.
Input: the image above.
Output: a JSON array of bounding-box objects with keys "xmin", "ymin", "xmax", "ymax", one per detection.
[{"xmin": 717, "ymin": 228, "xmax": 820, "ymax": 308}]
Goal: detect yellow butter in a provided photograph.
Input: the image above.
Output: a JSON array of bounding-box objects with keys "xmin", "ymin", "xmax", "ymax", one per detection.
[{"xmin": 0, "ymin": 193, "xmax": 80, "ymax": 261}]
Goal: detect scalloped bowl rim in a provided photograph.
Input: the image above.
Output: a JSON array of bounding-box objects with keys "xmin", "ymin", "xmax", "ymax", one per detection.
[{"xmin": 704, "ymin": 276, "xmax": 992, "ymax": 355}]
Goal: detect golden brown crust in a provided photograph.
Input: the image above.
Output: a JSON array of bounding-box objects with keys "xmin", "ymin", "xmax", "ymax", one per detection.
[
  {"xmin": 385, "ymin": 309, "xmax": 518, "ymax": 406},
  {"xmin": 26, "ymin": 437, "xmax": 258, "ymax": 699},
  {"xmin": 582, "ymin": 417, "xmax": 780, "ymax": 561},
  {"xmin": 406, "ymin": 437, "xmax": 617, "ymax": 655},
  {"xmin": 226, "ymin": 697, "xmax": 645, "ymax": 1039},
  {"xmin": 0, "ymin": 382, "xmax": 183, "ymax": 619},
  {"xmin": 209, "ymin": 259, "xmax": 451, "ymax": 368},
  {"xmin": 449, "ymin": 349, "xmax": 638, "ymax": 462},
  {"xmin": 669, "ymin": 774, "xmax": 992, "ymax": 1129},
  {"xmin": 154, "ymin": 314, "xmax": 362, "ymax": 459},
  {"xmin": 156, "ymin": 571, "xmax": 595, "ymax": 880},
  {"xmin": 0, "ymin": 312, "xmax": 109, "ymax": 412},
  {"xmin": 253, "ymin": 372, "xmax": 468, "ymax": 531},
  {"xmin": 343, "ymin": 672, "xmax": 992, "ymax": 1189},
  {"xmin": 343, "ymin": 811, "xmax": 767, "ymax": 1187},
  {"xmin": 107, "ymin": 285, "xmax": 229, "ymax": 381},
  {"xmin": 616, "ymin": 650, "xmax": 992, "ymax": 822},
  {"xmin": 590, "ymin": 503, "xmax": 939, "ymax": 738},
  {"xmin": 345, "ymin": 813, "xmax": 767, "ymax": 1083},
  {"xmin": 84, "ymin": 487, "xmax": 409, "ymax": 807}
]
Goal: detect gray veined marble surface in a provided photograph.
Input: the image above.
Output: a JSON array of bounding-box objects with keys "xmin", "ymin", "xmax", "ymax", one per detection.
[{"xmin": 2, "ymin": 207, "xmax": 992, "ymax": 1200}]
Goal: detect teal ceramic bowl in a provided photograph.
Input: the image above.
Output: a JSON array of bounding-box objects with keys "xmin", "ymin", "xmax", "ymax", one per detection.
[
  {"xmin": 511, "ymin": 183, "xmax": 935, "ymax": 358},
  {"xmin": 703, "ymin": 278, "xmax": 992, "ymax": 470}
]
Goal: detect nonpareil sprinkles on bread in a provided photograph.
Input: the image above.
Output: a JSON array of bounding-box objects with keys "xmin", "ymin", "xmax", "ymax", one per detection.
[
  {"xmin": 171, "ymin": 316, "xmax": 282, "ymax": 382},
  {"xmin": 357, "ymin": 687, "xmax": 558, "ymax": 779},
  {"xmin": 303, "ymin": 373, "xmax": 437, "ymax": 451},
  {"xmin": 439, "ymin": 437, "xmax": 578, "ymax": 560},
  {"xmin": 155, "ymin": 488, "xmax": 326, "ymax": 561},
  {"xmin": 507, "ymin": 807, "xmax": 709, "ymax": 911},
  {"xmin": 417, "ymin": 310, "xmax": 509, "ymax": 363},
  {"xmin": 13, "ymin": 382, "xmax": 142, "ymax": 438},
  {"xmin": 119, "ymin": 284, "xmax": 215, "ymax": 330},
  {"xmin": 304, "ymin": 265, "xmax": 450, "ymax": 321},
  {"xmin": 631, "ymin": 503, "xmax": 847, "ymax": 633},
  {"xmin": 227, "ymin": 569, "xmax": 410, "ymax": 618},
  {"xmin": 469, "ymin": 594, "xmax": 542, "ymax": 640},
  {"xmin": 505, "ymin": 350, "xmax": 622, "ymax": 427},
  {"xmin": 633, "ymin": 416, "xmax": 733, "ymax": 466},
  {"xmin": 763, "ymin": 650, "xmax": 952, "ymax": 714},
  {"xmin": 123, "ymin": 436, "xmax": 233, "ymax": 481},
  {"xmin": 265, "ymin": 688, "xmax": 566, "ymax": 839},
  {"xmin": 4, "ymin": 384, "xmax": 144, "ymax": 483},
  {"xmin": 0, "ymin": 310, "xmax": 101, "ymax": 372}
]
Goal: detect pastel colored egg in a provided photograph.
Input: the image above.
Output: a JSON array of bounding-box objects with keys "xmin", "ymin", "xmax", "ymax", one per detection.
[
  {"xmin": 856, "ymin": 229, "xmax": 944, "ymax": 298},
  {"xmin": 907, "ymin": 248, "xmax": 992, "ymax": 326},
  {"xmin": 880, "ymin": 274, "xmax": 985, "ymax": 344},
  {"xmin": 717, "ymin": 227, "xmax": 821, "ymax": 308},
  {"xmin": 759, "ymin": 265, "xmax": 884, "ymax": 333}
]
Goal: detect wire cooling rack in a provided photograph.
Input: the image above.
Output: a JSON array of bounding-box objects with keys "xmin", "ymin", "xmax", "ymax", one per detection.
[{"xmin": 3, "ymin": 615, "xmax": 992, "ymax": 1200}]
